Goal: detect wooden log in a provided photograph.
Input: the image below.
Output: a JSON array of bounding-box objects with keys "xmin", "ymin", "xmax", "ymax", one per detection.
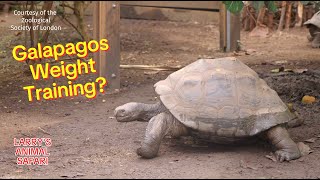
[{"xmin": 93, "ymin": 1, "xmax": 120, "ymax": 90}]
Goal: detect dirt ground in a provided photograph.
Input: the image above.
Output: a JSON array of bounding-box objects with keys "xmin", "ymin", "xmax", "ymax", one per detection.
[{"xmin": 0, "ymin": 11, "xmax": 320, "ymax": 179}]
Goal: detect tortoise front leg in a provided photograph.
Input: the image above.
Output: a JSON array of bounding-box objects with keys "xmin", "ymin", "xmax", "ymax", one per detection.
[
  {"xmin": 266, "ymin": 125, "xmax": 301, "ymax": 162},
  {"xmin": 137, "ymin": 112, "xmax": 188, "ymax": 159}
]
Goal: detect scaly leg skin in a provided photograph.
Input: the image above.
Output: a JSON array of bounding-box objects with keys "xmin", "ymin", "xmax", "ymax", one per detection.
[
  {"xmin": 287, "ymin": 116, "xmax": 304, "ymax": 128},
  {"xmin": 114, "ymin": 102, "xmax": 166, "ymax": 122},
  {"xmin": 266, "ymin": 125, "xmax": 301, "ymax": 162},
  {"xmin": 311, "ymin": 33, "xmax": 320, "ymax": 48},
  {"xmin": 307, "ymin": 35, "xmax": 314, "ymax": 42},
  {"xmin": 137, "ymin": 112, "xmax": 188, "ymax": 159}
]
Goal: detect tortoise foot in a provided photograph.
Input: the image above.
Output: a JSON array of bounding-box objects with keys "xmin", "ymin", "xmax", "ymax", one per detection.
[
  {"xmin": 275, "ymin": 149, "xmax": 301, "ymax": 162},
  {"xmin": 311, "ymin": 34, "xmax": 320, "ymax": 48},
  {"xmin": 136, "ymin": 143, "xmax": 159, "ymax": 159}
]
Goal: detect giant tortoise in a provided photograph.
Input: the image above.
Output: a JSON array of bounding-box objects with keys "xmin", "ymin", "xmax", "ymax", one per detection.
[
  {"xmin": 114, "ymin": 57, "xmax": 302, "ymax": 162},
  {"xmin": 305, "ymin": 11, "xmax": 320, "ymax": 48}
]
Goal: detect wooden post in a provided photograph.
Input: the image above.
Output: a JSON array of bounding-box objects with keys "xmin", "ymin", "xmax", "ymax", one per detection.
[
  {"xmin": 219, "ymin": 2, "xmax": 240, "ymax": 52},
  {"xmin": 93, "ymin": 1, "xmax": 120, "ymax": 91},
  {"xmin": 295, "ymin": 1, "xmax": 304, "ymax": 27},
  {"xmin": 285, "ymin": 2, "xmax": 292, "ymax": 30}
]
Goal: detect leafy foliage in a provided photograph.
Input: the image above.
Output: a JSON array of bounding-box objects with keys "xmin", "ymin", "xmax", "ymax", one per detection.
[
  {"xmin": 265, "ymin": 1, "xmax": 278, "ymax": 13},
  {"xmin": 223, "ymin": 1, "xmax": 314, "ymax": 14},
  {"xmin": 222, "ymin": 1, "xmax": 244, "ymax": 14},
  {"xmin": 251, "ymin": 1, "xmax": 265, "ymax": 11}
]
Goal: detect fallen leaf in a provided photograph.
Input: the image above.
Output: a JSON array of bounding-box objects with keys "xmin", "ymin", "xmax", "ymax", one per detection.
[
  {"xmin": 265, "ymin": 154, "xmax": 277, "ymax": 162},
  {"xmin": 293, "ymin": 69, "xmax": 308, "ymax": 74},
  {"xmin": 76, "ymin": 173, "xmax": 86, "ymax": 177},
  {"xmin": 246, "ymin": 49, "xmax": 257, "ymax": 54},
  {"xmin": 304, "ymin": 137, "xmax": 317, "ymax": 143},
  {"xmin": 271, "ymin": 67, "xmax": 284, "ymax": 73},
  {"xmin": 302, "ymin": 95, "xmax": 316, "ymax": 104},
  {"xmin": 273, "ymin": 60, "xmax": 288, "ymax": 65},
  {"xmin": 249, "ymin": 26, "xmax": 269, "ymax": 37},
  {"xmin": 144, "ymin": 71, "xmax": 159, "ymax": 75},
  {"xmin": 15, "ymin": 32, "xmax": 22, "ymax": 36},
  {"xmin": 284, "ymin": 69, "xmax": 293, "ymax": 72},
  {"xmin": 233, "ymin": 52, "xmax": 242, "ymax": 56},
  {"xmin": 287, "ymin": 103, "xmax": 294, "ymax": 112},
  {"xmin": 240, "ymin": 160, "xmax": 258, "ymax": 170},
  {"xmin": 297, "ymin": 142, "xmax": 313, "ymax": 156}
]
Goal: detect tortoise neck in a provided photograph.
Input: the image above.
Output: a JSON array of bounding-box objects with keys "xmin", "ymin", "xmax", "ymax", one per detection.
[{"xmin": 140, "ymin": 102, "xmax": 166, "ymax": 121}]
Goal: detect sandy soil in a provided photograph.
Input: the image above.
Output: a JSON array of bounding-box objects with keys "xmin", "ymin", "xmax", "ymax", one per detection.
[{"xmin": 0, "ymin": 11, "xmax": 320, "ymax": 179}]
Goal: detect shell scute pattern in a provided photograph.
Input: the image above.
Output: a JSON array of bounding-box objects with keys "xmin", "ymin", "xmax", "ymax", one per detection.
[{"xmin": 155, "ymin": 57, "xmax": 294, "ymax": 137}]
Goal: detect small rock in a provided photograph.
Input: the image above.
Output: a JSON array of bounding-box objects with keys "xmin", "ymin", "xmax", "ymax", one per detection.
[
  {"xmin": 302, "ymin": 95, "xmax": 316, "ymax": 104},
  {"xmin": 102, "ymin": 99, "xmax": 106, "ymax": 103}
]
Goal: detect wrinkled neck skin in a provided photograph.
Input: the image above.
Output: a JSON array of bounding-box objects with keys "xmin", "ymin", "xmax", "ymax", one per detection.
[{"xmin": 138, "ymin": 102, "xmax": 167, "ymax": 121}]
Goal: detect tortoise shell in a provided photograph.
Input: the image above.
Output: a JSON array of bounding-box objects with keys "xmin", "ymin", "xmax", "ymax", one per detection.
[
  {"xmin": 154, "ymin": 57, "xmax": 295, "ymax": 138},
  {"xmin": 304, "ymin": 11, "xmax": 320, "ymax": 28}
]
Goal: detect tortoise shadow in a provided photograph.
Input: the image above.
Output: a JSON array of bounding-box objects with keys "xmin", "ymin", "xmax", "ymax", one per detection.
[{"xmin": 162, "ymin": 136, "xmax": 273, "ymax": 155}]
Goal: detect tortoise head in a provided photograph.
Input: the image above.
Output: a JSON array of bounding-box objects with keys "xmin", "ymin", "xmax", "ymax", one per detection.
[{"xmin": 114, "ymin": 102, "xmax": 142, "ymax": 122}]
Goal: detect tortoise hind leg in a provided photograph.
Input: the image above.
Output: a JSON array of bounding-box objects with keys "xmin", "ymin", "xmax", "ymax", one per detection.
[
  {"xmin": 137, "ymin": 112, "xmax": 188, "ymax": 159},
  {"xmin": 311, "ymin": 33, "xmax": 320, "ymax": 48},
  {"xmin": 266, "ymin": 125, "xmax": 301, "ymax": 162}
]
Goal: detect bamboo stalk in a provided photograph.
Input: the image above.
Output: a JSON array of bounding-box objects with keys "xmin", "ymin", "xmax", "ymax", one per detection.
[
  {"xmin": 267, "ymin": 12, "xmax": 274, "ymax": 29},
  {"xmin": 295, "ymin": 1, "xmax": 304, "ymax": 27},
  {"xmin": 278, "ymin": 1, "xmax": 286, "ymax": 31},
  {"xmin": 257, "ymin": 6, "xmax": 266, "ymax": 27},
  {"xmin": 285, "ymin": 2, "xmax": 292, "ymax": 30}
]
